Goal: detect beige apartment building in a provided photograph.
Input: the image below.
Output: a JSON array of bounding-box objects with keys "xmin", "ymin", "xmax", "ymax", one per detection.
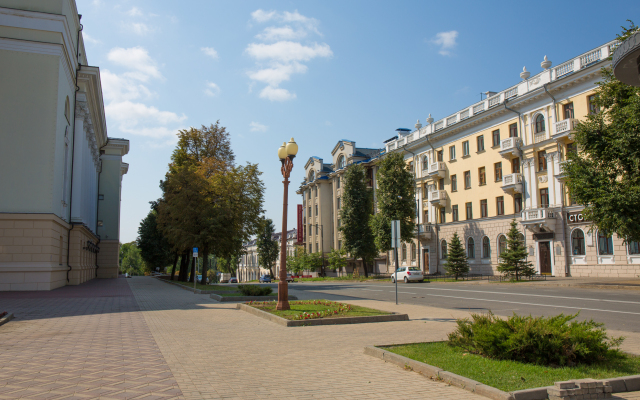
[
  {"xmin": 238, "ymin": 228, "xmax": 298, "ymax": 281},
  {"xmin": 299, "ymin": 39, "xmax": 639, "ymax": 279},
  {"xmin": 0, "ymin": 0, "xmax": 129, "ymax": 290}
]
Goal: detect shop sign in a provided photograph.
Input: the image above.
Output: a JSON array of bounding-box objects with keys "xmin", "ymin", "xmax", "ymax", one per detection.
[{"xmin": 566, "ymin": 211, "xmax": 589, "ymax": 224}]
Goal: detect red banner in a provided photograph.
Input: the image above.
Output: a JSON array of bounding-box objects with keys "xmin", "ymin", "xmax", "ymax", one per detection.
[{"xmin": 297, "ymin": 204, "xmax": 303, "ymax": 244}]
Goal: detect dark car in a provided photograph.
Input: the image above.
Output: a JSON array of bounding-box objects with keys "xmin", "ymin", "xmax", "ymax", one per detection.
[
  {"xmin": 229, "ymin": 277, "xmax": 238, "ymax": 283},
  {"xmin": 259, "ymin": 275, "xmax": 272, "ymax": 283}
]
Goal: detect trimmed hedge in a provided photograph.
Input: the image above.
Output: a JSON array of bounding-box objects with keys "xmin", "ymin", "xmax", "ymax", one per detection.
[
  {"xmin": 237, "ymin": 285, "xmax": 273, "ymax": 296},
  {"xmin": 448, "ymin": 312, "xmax": 624, "ymax": 366}
]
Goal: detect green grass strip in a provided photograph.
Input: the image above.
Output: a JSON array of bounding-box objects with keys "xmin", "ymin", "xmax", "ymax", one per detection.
[{"xmin": 249, "ymin": 299, "xmax": 390, "ymax": 320}]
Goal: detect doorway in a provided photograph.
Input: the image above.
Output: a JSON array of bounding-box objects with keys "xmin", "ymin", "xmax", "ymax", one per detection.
[
  {"xmin": 423, "ymin": 249, "xmax": 430, "ymax": 274},
  {"xmin": 539, "ymin": 241, "xmax": 552, "ymax": 275}
]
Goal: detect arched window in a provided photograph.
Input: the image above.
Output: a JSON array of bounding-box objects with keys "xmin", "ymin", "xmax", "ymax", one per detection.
[
  {"xmin": 309, "ymin": 170, "xmax": 315, "ymax": 182},
  {"xmin": 410, "ymin": 243, "xmax": 416, "ymax": 261},
  {"xmin": 598, "ymin": 231, "xmax": 614, "ymax": 255},
  {"xmin": 401, "ymin": 243, "xmax": 407, "ymax": 261},
  {"xmin": 440, "ymin": 240, "xmax": 447, "ymax": 259},
  {"xmin": 64, "ymin": 96, "xmax": 70, "ymax": 123},
  {"xmin": 571, "ymin": 229, "xmax": 585, "ymax": 255},
  {"xmin": 535, "ymin": 114, "xmax": 545, "ymax": 133},
  {"xmin": 338, "ymin": 155, "xmax": 346, "ymax": 169},
  {"xmin": 498, "ymin": 235, "xmax": 507, "ymax": 255},
  {"xmin": 467, "ymin": 237, "xmax": 475, "ymax": 259},
  {"xmin": 629, "ymin": 241, "xmax": 640, "ymax": 255},
  {"xmin": 422, "ymin": 155, "xmax": 429, "ymax": 171},
  {"xmin": 482, "ymin": 236, "xmax": 490, "ymax": 258},
  {"xmin": 518, "ymin": 233, "xmax": 525, "ymax": 243}
]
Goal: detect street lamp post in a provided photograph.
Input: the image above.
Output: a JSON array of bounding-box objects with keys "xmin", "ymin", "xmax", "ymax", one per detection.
[{"xmin": 277, "ymin": 138, "xmax": 298, "ymax": 311}]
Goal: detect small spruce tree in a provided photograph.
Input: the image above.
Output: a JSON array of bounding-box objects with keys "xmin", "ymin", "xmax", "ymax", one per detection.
[
  {"xmin": 444, "ymin": 233, "xmax": 469, "ymax": 280},
  {"xmin": 498, "ymin": 219, "xmax": 536, "ymax": 280}
]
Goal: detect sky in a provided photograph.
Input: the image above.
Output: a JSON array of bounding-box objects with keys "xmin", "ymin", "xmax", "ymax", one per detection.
[{"xmin": 75, "ymin": 0, "xmax": 638, "ymax": 243}]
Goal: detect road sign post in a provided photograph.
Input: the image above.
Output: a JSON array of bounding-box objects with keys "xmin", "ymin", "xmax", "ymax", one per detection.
[
  {"xmin": 193, "ymin": 247, "xmax": 198, "ymax": 293},
  {"xmin": 391, "ymin": 220, "xmax": 400, "ymax": 305}
]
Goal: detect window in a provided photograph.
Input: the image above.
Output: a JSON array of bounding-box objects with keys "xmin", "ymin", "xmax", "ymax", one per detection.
[
  {"xmin": 571, "ymin": 229, "xmax": 585, "ymax": 255},
  {"xmin": 401, "ymin": 244, "xmax": 407, "ymax": 261},
  {"xmin": 478, "ymin": 167, "xmax": 486, "ymax": 186},
  {"xmin": 422, "ymin": 184, "xmax": 428, "ymax": 197},
  {"xmin": 315, "ymin": 225, "xmax": 319, "ymax": 235},
  {"xmin": 494, "ymin": 162, "xmax": 502, "ymax": 181},
  {"xmin": 464, "ymin": 171, "xmax": 471, "ymax": 189},
  {"xmin": 480, "ymin": 199, "xmax": 488, "ymax": 218},
  {"xmin": 511, "ymin": 158, "xmax": 520, "ymax": 174},
  {"xmin": 441, "ymin": 240, "xmax": 447, "ymax": 259},
  {"xmin": 514, "ymin": 194, "xmax": 522, "ymax": 213},
  {"xmin": 337, "ymin": 198, "xmax": 341, "ymax": 210},
  {"xmin": 496, "ymin": 196, "xmax": 504, "ymax": 216},
  {"xmin": 509, "ymin": 123, "xmax": 518, "ymax": 138},
  {"xmin": 462, "ymin": 141, "xmax": 470, "ymax": 156},
  {"xmin": 338, "ymin": 240, "xmax": 342, "ymax": 250},
  {"xmin": 424, "ymin": 210, "xmax": 429, "ymax": 223},
  {"xmin": 465, "ymin": 202, "xmax": 473, "ymax": 220},
  {"xmin": 308, "ymin": 224, "xmax": 312, "ymax": 236},
  {"xmin": 308, "ymin": 207, "xmax": 311, "ymax": 218},
  {"xmin": 451, "ymin": 175, "xmax": 457, "ymax": 191},
  {"xmin": 467, "ymin": 237, "xmax": 475, "ymax": 259},
  {"xmin": 338, "ymin": 155, "xmax": 346, "ymax": 169},
  {"xmin": 563, "ymin": 102, "xmax": 574, "ymax": 119},
  {"xmin": 438, "ymin": 178, "xmax": 444, "ymax": 191},
  {"xmin": 492, "ymin": 130, "xmax": 500, "ymax": 147},
  {"xmin": 437, "ymin": 150, "xmax": 444, "ymax": 162},
  {"xmin": 482, "ymin": 237, "xmax": 490, "ymax": 258},
  {"xmin": 538, "ymin": 150, "xmax": 547, "ymax": 171},
  {"xmin": 410, "ymin": 243, "xmax": 416, "ymax": 261},
  {"xmin": 452, "ymin": 205, "xmax": 459, "ymax": 222},
  {"xmin": 315, "ymin": 205, "xmax": 318, "ymax": 216},
  {"xmin": 337, "ymin": 218, "xmax": 341, "ymax": 228},
  {"xmin": 336, "ymin": 177, "xmax": 341, "ymax": 189},
  {"xmin": 535, "ymin": 114, "xmax": 546, "ymax": 133},
  {"xmin": 449, "ymin": 145, "xmax": 456, "ymax": 160},
  {"xmin": 439, "ymin": 207, "xmax": 446, "ymax": 223},
  {"xmin": 566, "ymin": 143, "xmax": 576, "ymax": 157},
  {"xmin": 540, "ymin": 188, "xmax": 549, "ymax": 208},
  {"xmin": 422, "ymin": 155, "xmax": 429, "ymax": 170},
  {"xmin": 598, "ymin": 231, "xmax": 614, "ymax": 255},
  {"xmin": 308, "ymin": 190, "xmax": 311, "ymax": 199},
  {"xmin": 409, "ymin": 161, "xmax": 414, "ymax": 174},
  {"xmin": 315, "ymin": 186, "xmax": 318, "ymax": 196},
  {"xmin": 309, "ymin": 244, "xmax": 312, "ymax": 253},
  {"xmin": 628, "ymin": 241, "xmax": 640, "ymax": 255},
  {"xmin": 477, "ymin": 135, "xmax": 485, "ymax": 152},
  {"xmin": 588, "ymin": 95, "xmax": 599, "ymax": 115},
  {"xmin": 498, "ymin": 235, "xmax": 507, "ymax": 255},
  {"xmin": 309, "ymin": 170, "xmax": 315, "ymax": 181}
]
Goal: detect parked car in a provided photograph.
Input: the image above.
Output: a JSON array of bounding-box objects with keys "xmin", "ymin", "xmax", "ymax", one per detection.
[
  {"xmin": 229, "ymin": 277, "xmax": 238, "ymax": 283},
  {"xmin": 286, "ymin": 273, "xmax": 294, "ymax": 282},
  {"xmin": 391, "ymin": 267, "xmax": 424, "ymax": 283},
  {"xmin": 259, "ymin": 275, "xmax": 272, "ymax": 283}
]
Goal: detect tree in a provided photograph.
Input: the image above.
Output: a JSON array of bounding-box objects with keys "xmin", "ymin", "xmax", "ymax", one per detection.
[
  {"xmin": 371, "ymin": 153, "xmax": 416, "ymax": 254},
  {"xmin": 286, "ymin": 246, "xmax": 306, "ymax": 275},
  {"xmin": 443, "ymin": 233, "xmax": 469, "ymax": 280},
  {"xmin": 340, "ymin": 164, "xmax": 378, "ymax": 277},
  {"xmin": 498, "ymin": 219, "xmax": 535, "ymax": 280},
  {"xmin": 119, "ymin": 242, "xmax": 147, "ymax": 276},
  {"xmin": 564, "ymin": 22, "xmax": 640, "ymax": 242},
  {"xmin": 137, "ymin": 208, "xmax": 174, "ymax": 273},
  {"xmin": 327, "ymin": 247, "xmax": 347, "ymax": 273},
  {"xmin": 256, "ymin": 218, "xmax": 279, "ymax": 278}
]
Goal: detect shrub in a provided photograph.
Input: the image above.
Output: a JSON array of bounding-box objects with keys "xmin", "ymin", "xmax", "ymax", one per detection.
[
  {"xmin": 447, "ymin": 312, "xmax": 624, "ymax": 366},
  {"xmin": 237, "ymin": 285, "xmax": 273, "ymax": 296}
]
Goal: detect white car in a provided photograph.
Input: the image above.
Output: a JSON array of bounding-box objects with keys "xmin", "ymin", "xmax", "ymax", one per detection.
[{"xmin": 391, "ymin": 267, "xmax": 424, "ymax": 283}]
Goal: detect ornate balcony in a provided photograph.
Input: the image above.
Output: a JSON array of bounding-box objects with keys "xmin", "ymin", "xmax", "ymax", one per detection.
[
  {"xmin": 521, "ymin": 208, "xmax": 556, "ymax": 232},
  {"xmin": 415, "ymin": 223, "xmax": 433, "ymax": 240},
  {"xmin": 555, "ymin": 160, "xmax": 569, "ymax": 182},
  {"xmin": 430, "ymin": 190, "xmax": 447, "ymax": 207},
  {"xmin": 499, "ymin": 137, "xmax": 521, "ymax": 159},
  {"xmin": 552, "ymin": 118, "xmax": 578, "ymax": 143},
  {"xmin": 501, "ymin": 173, "xmax": 523, "ymax": 194},
  {"xmin": 428, "ymin": 162, "xmax": 446, "ymax": 178}
]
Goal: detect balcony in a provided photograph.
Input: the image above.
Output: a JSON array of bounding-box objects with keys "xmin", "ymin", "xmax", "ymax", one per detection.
[
  {"xmin": 428, "ymin": 162, "xmax": 446, "ymax": 178},
  {"xmin": 499, "ymin": 137, "xmax": 521, "ymax": 159},
  {"xmin": 552, "ymin": 118, "xmax": 577, "ymax": 143},
  {"xmin": 521, "ymin": 208, "xmax": 556, "ymax": 232},
  {"xmin": 415, "ymin": 223, "xmax": 433, "ymax": 240},
  {"xmin": 430, "ymin": 190, "xmax": 447, "ymax": 207},
  {"xmin": 555, "ymin": 160, "xmax": 569, "ymax": 182},
  {"xmin": 501, "ymin": 173, "xmax": 523, "ymax": 194}
]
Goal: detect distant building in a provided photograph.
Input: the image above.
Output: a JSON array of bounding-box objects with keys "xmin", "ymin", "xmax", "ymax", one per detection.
[
  {"xmin": 238, "ymin": 228, "xmax": 298, "ymax": 281},
  {"xmin": 0, "ymin": 0, "xmax": 129, "ymax": 290}
]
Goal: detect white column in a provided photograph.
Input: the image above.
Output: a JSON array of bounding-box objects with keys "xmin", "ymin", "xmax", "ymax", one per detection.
[
  {"xmin": 529, "ymin": 159, "xmax": 539, "ymax": 209},
  {"xmin": 546, "ymin": 152, "xmax": 556, "ymax": 207},
  {"xmin": 554, "ymin": 153, "xmax": 562, "ymax": 205},
  {"xmin": 524, "ymin": 160, "xmax": 531, "ymax": 209},
  {"xmin": 526, "ymin": 113, "xmax": 533, "ymax": 146}
]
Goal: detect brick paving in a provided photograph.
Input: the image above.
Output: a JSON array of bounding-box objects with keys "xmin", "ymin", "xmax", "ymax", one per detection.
[{"xmin": 0, "ymin": 277, "xmax": 639, "ymax": 399}]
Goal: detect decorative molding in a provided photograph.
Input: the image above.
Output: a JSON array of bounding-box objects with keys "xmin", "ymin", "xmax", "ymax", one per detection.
[{"xmin": 538, "ymin": 175, "xmax": 548, "ymax": 183}]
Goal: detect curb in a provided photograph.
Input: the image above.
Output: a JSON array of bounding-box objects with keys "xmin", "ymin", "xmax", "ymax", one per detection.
[
  {"xmin": 211, "ymin": 294, "xmax": 298, "ymax": 302},
  {"xmin": 363, "ymin": 345, "xmax": 640, "ymax": 400},
  {"xmin": 156, "ymin": 277, "xmax": 238, "ymax": 294},
  {"xmin": 0, "ymin": 313, "xmax": 14, "ymax": 327},
  {"xmin": 237, "ymin": 303, "xmax": 409, "ymax": 327}
]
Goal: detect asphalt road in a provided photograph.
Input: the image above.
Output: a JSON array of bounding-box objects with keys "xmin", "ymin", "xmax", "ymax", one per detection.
[{"xmin": 284, "ymin": 281, "xmax": 640, "ymax": 332}]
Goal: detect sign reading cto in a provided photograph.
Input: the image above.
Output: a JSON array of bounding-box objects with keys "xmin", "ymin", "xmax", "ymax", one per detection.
[{"xmin": 567, "ymin": 211, "xmax": 590, "ymax": 224}]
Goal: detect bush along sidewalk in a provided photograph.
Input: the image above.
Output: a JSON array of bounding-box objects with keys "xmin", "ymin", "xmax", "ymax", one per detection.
[{"xmin": 237, "ymin": 284, "xmax": 272, "ymax": 296}]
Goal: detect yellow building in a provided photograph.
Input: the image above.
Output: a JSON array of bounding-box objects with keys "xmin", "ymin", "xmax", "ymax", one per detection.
[{"xmin": 0, "ymin": 0, "xmax": 129, "ymax": 290}]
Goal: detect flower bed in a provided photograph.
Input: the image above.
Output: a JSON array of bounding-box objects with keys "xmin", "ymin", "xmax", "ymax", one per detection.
[{"xmin": 246, "ymin": 299, "xmax": 389, "ymax": 321}]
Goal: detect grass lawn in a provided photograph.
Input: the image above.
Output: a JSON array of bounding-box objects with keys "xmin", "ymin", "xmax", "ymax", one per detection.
[
  {"xmin": 295, "ymin": 275, "xmax": 388, "ymax": 282},
  {"xmin": 249, "ymin": 300, "xmax": 390, "ymax": 320},
  {"xmin": 158, "ymin": 277, "xmax": 238, "ymax": 291},
  {"xmin": 386, "ymin": 342, "xmax": 640, "ymax": 392}
]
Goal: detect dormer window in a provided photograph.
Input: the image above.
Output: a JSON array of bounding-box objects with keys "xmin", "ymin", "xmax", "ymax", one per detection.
[
  {"xmin": 338, "ymin": 155, "xmax": 345, "ymax": 169},
  {"xmin": 309, "ymin": 170, "xmax": 315, "ymax": 182}
]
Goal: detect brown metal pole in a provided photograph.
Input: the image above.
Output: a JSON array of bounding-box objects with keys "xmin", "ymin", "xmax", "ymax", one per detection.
[{"xmin": 277, "ymin": 159, "xmax": 291, "ymax": 310}]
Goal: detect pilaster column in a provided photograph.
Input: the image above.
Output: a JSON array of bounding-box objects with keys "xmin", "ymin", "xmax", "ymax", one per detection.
[
  {"xmin": 529, "ymin": 158, "xmax": 539, "ymax": 209},
  {"xmin": 554, "ymin": 153, "xmax": 563, "ymax": 205},
  {"xmin": 546, "ymin": 152, "xmax": 557, "ymax": 207},
  {"xmin": 523, "ymin": 161, "xmax": 531, "ymax": 209}
]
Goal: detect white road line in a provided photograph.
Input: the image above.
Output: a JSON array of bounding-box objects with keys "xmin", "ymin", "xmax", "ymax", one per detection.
[
  {"xmin": 390, "ymin": 291, "xmax": 416, "ymax": 294},
  {"xmin": 360, "ymin": 289, "xmax": 382, "ymax": 292},
  {"xmin": 358, "ymin": 284, "xmax": 640, "ymax": 305}
]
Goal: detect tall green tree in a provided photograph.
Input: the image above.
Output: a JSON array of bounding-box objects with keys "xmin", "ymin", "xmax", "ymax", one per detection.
[
  {"xmin": 340, "ymin": 164, "xmax": 378, "ymax": 277},
  {"xmin": 286, "ymin": 246, "xmax": 306, "ymax": 275},
  {"xmin": 119, "ymin": 242, "xmax": 147, "ymax": 276},
  {"xmin": 371, "ymin": 153, "xmax": 416, "ymax": 253},
  {"xmin": 136, "ymin": 208, "xmax": 174, "ymax": 273},
  {"xmin": 564, "ymin": 22, "xmax": 640, "ymax": 242},
  {"xmin": 327, "ymin": 247, "xmax": 347, "ymax": 273},
  {"xmin": 443, "ymin": 233, "xmax": 469, "ymax": 280},
  {"xmin": 498, "ymin": 219, "xmax": 535, "ymax": 280},
  {"xmin": 256, "ymin": 218, "xmax": 279, "ymax": 278}
]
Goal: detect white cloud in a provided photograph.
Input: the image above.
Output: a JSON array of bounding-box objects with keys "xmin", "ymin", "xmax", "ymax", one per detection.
[
  {"xmin": 126, "ymin": 7, "xmax": 143, "ymax": 17},
  {"xmin": 256, "ymin": 26, "xmax": 307, "ymax": 41},
  {"xmin": 101, "ymin": 70, "xmax": 153, "ymax": 103},
  {"xmin": 431, "ymin": 30, "xmax": 458, "ymax": 56},
  {"xmin": 201, "ymin": 47, "xmax": 219, "ymax": 59},
  {"xmin": 249, "ymin": 122, "xmax": 268, "ymax": 132},
  {"xmin": 82, "ymin": 32, "xmax": 101, "ymax": 45},
  {"xmin": 251, "ymin": 9, "xmax": 277, "ymax": 23},
  {"xmin": 107, "ymin": 47, "xmax": 162, "ymax": 81},
  {"xmin": 259, "ymin": 86, "xmax": 296, "ymax": 102},
  {"xmin": 251, "ymin": 10, "xmax": 319, "ymax": 35},
  {"xmin": 106, "ymin": 101, "xmax": 186, "ymax": 139},
  {"xmin": 128, "ymin": 22, "xmax": 151, "ymax": 35},
  {"xmin": 204, "ymin": 82, "xmax": 220, "ymax": 97},
  {"xmin": 246, "ymin": 41, "xmax": 332, "ymax": 63},
  {"xmin": 248, "ymin": 62, "xmax": 307, "ymax": 87}
]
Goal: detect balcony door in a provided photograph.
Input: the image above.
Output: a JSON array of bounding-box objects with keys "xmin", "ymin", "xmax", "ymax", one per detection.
[{"xmin": 539, "ymin": 241, "xmax": 552, "ymax": 275}]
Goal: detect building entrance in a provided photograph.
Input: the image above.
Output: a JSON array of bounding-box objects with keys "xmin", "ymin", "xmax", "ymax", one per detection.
[{"xmin": 539, "ymin": 241, "xmax": 552, "ymax": 275}]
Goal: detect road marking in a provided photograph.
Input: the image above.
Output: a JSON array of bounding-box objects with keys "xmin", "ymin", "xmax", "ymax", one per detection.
[
  {"xmin": 360, "ymin": 289, "xmax": 382, "ymax": 292},
  {"xmin": 391, "ymin": 291, "xmax": 416, "ymax": 294}
]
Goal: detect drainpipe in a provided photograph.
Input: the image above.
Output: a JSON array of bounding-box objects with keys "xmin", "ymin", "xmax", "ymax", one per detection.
[
  {"xmin": 94, "ymin": 145, "xmax": 105, "ymax": 278},
  {"xmin": 504, "ymin": 99, "xmax": 528, "ymax": 254},
  {"xmin": 66, "ymin": 16, "xmax": 83, "ymax": 282}
]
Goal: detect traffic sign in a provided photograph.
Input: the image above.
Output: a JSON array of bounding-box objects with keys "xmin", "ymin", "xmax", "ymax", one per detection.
[
  {"xmin": 193, "ymin": 247, "xmax": 198, "ymax": 258},
  {"xmin": 390, "ymin": 220, "xmax": 401, "ymax": 249}
]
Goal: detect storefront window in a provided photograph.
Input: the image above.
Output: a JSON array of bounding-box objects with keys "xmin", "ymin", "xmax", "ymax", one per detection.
[
  {"xmin": 482, "ymin": 237, "xmax": 490, "ymax": 258},
  {"xmin": 598, "ymin": 231, "xmax": 614, "ymax": 255},
  {"xmin": 571, "ymin": 229, "xmax": 585, "ymax": 255},
  {"xmin": 467, "ymin": 237, "xmax": 475, "ymax": 259}
]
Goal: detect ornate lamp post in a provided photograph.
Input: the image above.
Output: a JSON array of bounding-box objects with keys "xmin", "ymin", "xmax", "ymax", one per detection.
[{"xmin": 277, "ymin": 138, "xmax": 298, "ymax": 310}]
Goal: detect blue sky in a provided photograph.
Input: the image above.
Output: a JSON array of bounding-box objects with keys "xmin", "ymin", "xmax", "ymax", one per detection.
[{"xmin": 75, "ymin": 0, "xmax": 637, "ymax": 243}]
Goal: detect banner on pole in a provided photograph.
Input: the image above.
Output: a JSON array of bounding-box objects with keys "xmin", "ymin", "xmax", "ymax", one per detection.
[{"xmin": 297, "ymin": 205, "xmax": 303, "ymax": 244}]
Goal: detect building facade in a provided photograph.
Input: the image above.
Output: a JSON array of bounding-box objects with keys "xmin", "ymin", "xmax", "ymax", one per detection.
[
  {"xmin": 238, "ymin": 228, "xmax": 298, "ymax": 281},
  {"xmin": 0, "ymin": 0, "xmax": 129, "ymax": 290}
]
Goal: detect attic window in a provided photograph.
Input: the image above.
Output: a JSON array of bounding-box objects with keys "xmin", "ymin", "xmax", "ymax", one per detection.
[{"xmin": 338, "ymin": 155, "xmax": 345, "ymax": 169}]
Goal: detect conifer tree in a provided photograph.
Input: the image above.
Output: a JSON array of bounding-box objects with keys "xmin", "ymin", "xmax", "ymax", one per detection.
[
  {"xmin": 444, "ymin": 232, "xmax": 469, "ymax": 280},
  {"xmin": 498, "ymin": 219, "xmax": 535, "ymax": 280}
]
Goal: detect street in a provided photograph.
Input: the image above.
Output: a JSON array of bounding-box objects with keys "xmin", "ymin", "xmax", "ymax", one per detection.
[{"xmin": 286, "ymin": 281, "xmax": 640, "ymax": 332}]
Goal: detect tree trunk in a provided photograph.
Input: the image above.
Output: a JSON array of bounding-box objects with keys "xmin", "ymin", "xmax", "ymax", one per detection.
[
  {"xmin": 269, "ymin": 266, "xmax": 274, "ymax": 279},
  {"xmin": 201, "ymin": 246, "xmax": 208, "ymax": 285},
  {"xmin": 170, "ymin": 253, "xmax": 179, "ymax": 280},
  {"xmin": 189, "ymin": 257, "xmax": 196, "ymax": 283},
  {"xmin": 178, "ymin": 251, "xmax": 188, "ymax": 281},
  {"xmin": 362, "ymin": 258, "xmax": 369, "ymax": 278}
]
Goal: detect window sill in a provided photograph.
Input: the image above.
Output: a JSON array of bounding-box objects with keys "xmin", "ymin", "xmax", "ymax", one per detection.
[
  {"xmin": 464, "ymin": 187, "xmax": 471, "ymax": 190},
  {"xmin": 479, "ymin": 183, "xmax": 486, "ymax": 186},
  {"xmin": 476, "ymin": 150, "xmax": 486, "ymax": 154},
  {"xmin": 462, "ymin": 155, "xmax": 471, "ymax": 159},
  {"xmin": 449, "ymin": 159, "xmax": 457, "ymax": 163},
  {"xmin": 491, "ymin": 145, "xmax": 500, "ymax": 149}
]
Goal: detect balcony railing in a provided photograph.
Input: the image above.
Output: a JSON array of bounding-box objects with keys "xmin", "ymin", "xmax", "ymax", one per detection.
[
  {"xmin": 500, "ymin": 137, "xmax": 519, "ymax": 151},
  {"xmin": 534, "ymin": 132, "xmax": 547, "ymax": 143},
  {"xmin": 473, "ymin": 103, "xmax": 485, "ymax": 114},
  {"xmin": 488, "ymin": 95, "xmax": 501, "ymax": 107},
  {"xmin": 580, "ymin": 49, "xmax": 601, "ymax": 68},
  {"xmin": 556, "ymin": 160, "xmax": 569, "ymax": 182},
  {"xmin": 553, "ymin": 118, "xmax": 577, "ymax": 143},
  {"xmin": 501, "ymin": 173, "xmax": 523, "ymax": 194},
  {"xmin": 460, "ymin": 109, "xmax": 470, "ymax": 120},
  {"xmin": 430, "ymin": 190, "xmax": 447, "ymax": 207},
  {"xmin": 446, "ymin": 115, "xmax": 458, "ymax": 126},
  {"xmin": 415, "ymin": 223, "xmax": 433, "ymax": 240},
  {"xmin": 434, "ymin": 121, "xmax": 444, "ymax": 131},
  {"xmin": 428, "ymin": 161, "xmax": 446, "ymax": 177},
  {"xmin": 522, "ymin": 208, "xmax": 555, "ymax": 222},
  {"xmin": 505, "ymin": 86, "xmax": 518, "ymax": 99},
  {"xmin": 555, "ymin": 61, "xmax": 574, "ymax": 78}
]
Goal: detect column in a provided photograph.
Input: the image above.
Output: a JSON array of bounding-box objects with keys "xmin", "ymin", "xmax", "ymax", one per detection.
[
  {"xmin": 554, "ymin": 153, "xmax": 562, "ymax": 205},
  {"xmin": 546, "ymin": 152, "xmax": 556, "ymax": 207},
  {"xmin": 525, "ymin": 113, "xmax": 533, "ymax": 146},
  {"xmin": 523, "ymin": 161, "xmax": 531, "ymax": 209},
  {"xmin": 529, "ymin": 158, "xmax": 539, "ymax": 209}
]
